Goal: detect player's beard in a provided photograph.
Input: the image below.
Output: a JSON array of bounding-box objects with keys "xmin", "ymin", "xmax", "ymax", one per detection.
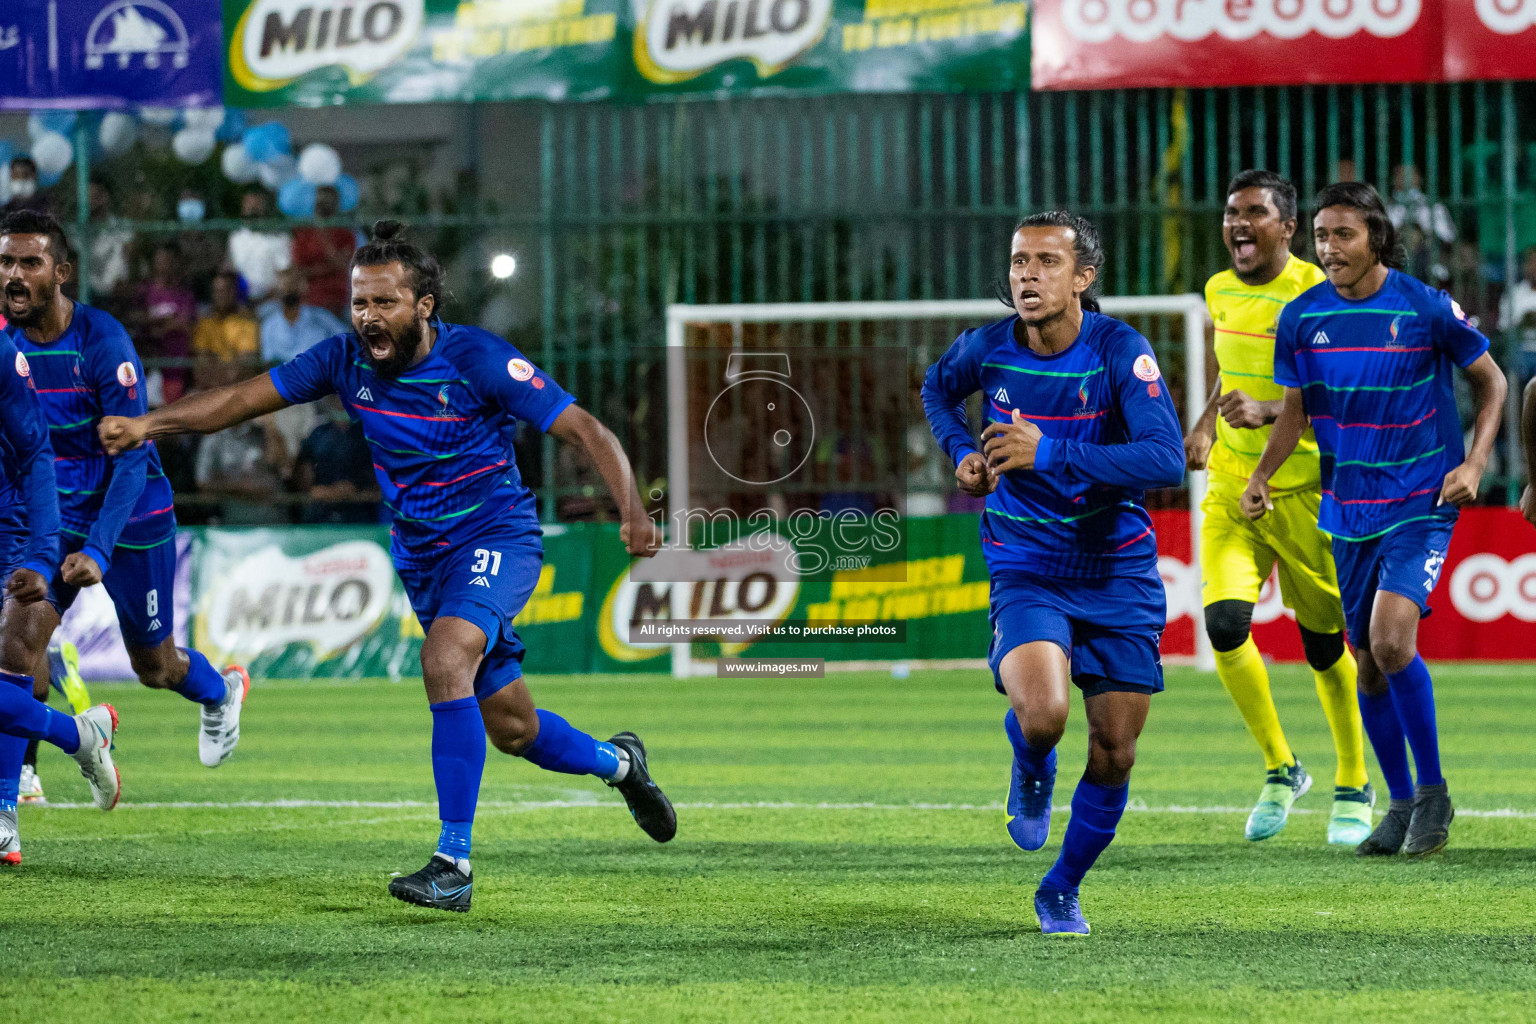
[
  {"xmin": 2, "ymin": 278, "xmax": 51, "ymax": 328},
  {"xmin": 362, "ymin": 317, "xmax": 425, "ymax": 379}
]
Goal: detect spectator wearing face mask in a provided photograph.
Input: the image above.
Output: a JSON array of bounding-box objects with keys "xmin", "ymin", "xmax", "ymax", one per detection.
[
  {"xmin": 295, "ymin": 395, "xmax": 380, "ymax": 524},
  {"xmin": 290, "ymin": 184, "xmax": 357, "ymax": 318},
  {"xmin": 3, "ymin": 156, "xmax": 49, "ymax": 215},
  {"xmin": 227, "ymin": 187, "xmax": 292, "ymax": 308},
  {"xmin": 259, "ymin": 267, "xmax": 345, "ymax": 364},
  {"xmin": 174, "ymin": 188, "xmax": 228, "ymax": 298}
]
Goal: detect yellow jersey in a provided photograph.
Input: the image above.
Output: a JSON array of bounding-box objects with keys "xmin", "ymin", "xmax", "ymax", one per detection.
[{"xmin": 1204, "ymin": 256, "xmax": 1326, "ymax": 495}]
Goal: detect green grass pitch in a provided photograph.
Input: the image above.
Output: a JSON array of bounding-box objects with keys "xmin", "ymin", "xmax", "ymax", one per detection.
[{"xmin": 4, "ymin": 663, "xmax": 1535, "ymax": 1022}]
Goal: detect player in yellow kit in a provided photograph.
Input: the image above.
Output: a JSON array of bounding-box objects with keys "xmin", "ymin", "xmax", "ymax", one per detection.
[{"xmin": 1184, "ymin": 170, "xmax": 1373, "ymax": 845}]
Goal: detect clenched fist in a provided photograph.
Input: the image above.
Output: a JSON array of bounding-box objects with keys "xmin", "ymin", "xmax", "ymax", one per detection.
[
  {"xmin": 61, "ymin": 552, "xmax": 103, "ymax": 588},
  {"xmin": 98, "ymin": 415, "xmax": 148, "ymax": 456}
]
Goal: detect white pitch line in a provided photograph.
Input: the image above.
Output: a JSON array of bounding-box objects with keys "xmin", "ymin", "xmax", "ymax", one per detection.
[{"xmin": 29, "ymin": 798, "xmax": 1536, "ymax": 819}]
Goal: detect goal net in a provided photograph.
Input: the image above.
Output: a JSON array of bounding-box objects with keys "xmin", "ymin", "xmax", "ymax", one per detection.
[{"xmin": 658, "ymin": 297, "xmax": 1212, "ymax": 678}]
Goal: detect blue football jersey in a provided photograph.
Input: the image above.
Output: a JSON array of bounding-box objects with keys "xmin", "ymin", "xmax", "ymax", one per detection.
[
  {"xmin": 1274, "ymin": 269, "xmax": 1489, "ymax": 542},
  {"xmin": 0, "ymin": 330, "xmax": 59, "ymax": 578},
  {"xmin": 4, "ymin": 302, "xmax": 174, "ymax": 569},
  {"xmin": 922, "ymin": 311, "xmax": 1184, "ymax": 579},
  {"xmin": 270, "ymin": 319, "xmax": 575, "ymax": 566}
]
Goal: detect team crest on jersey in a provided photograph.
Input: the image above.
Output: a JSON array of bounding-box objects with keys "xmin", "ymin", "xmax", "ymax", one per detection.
[
  {"xmin": 116, "ymin": 361, "xmax": 138, "ymax": 387},
  {"xmin": 1387, "ymin": 316, "xmax": 1403, "ymax": 345},
  {"xmin": 435, "ymin": 384, "xmax": 453, "ymax": 416},
  {"xmin": 1132, "ymin": 354, "xmax": 1160, "ymax": 382},
  {"xmin": 507, "ymin": 358, "xmax": 535, "ymax": 382},
  {"xmin": 14, "ymin": 352, "xmax": 28, "ymax": 378}
]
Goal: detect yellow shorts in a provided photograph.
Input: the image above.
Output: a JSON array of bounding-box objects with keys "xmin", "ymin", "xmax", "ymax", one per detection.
[{"xmin": 1199, "ymin": 475, "xmax": 1345, "ymax": 634}]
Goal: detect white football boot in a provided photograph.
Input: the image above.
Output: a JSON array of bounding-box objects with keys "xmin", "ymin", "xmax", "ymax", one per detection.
[
  {"xmin": 199, "ymin": 665, "xmax": 250, "ymax": 768},
  {"xmin": 71, "ymin": 705, "xmax": 121, "ymax": 811}
]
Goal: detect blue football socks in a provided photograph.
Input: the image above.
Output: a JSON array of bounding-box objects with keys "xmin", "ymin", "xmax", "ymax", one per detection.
[
  {"xmin": 430, "ymin": 697, "xmax": 485, "ymax": 863},
  {"xmin": 1004, "ymin": 708, "xmax": 1057, "ymax": 779},
  {"xmin": 0, "ymin": 674, "xmax": 30, "ymax": 809},
  {"xmin": 521, "ymin": 709, "xmax": 623, "ymax": 781},
  {"xmin": 1040, "ymin": 778, "xmax": 1129, "ymax": 895},
  {"xmin": 0, "ymin": 671, "xmax": 79, "ymax": 754},
  {"xmin": 1386, "ymin": 655, "xmax": 1443, "ymax": 788},
  {"xmin": 1357, "ymin": 688, "xmax": 1413, "ymax": 800},
  {"xmin": 172, "ymin": 648, "xmax": 229, "ymax": 707}
]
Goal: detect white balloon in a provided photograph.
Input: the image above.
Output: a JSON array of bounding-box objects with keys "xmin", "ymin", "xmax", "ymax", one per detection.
[
  {"xmin": 258, "ymin": 153, "xmax": 298, "ymax": 190},
  {"xmin": 30, "ymin": 132, "xmax": 73, "ymax": 176},
  {"xmin": 220, "ymin": 142, "xmax": 259, "ymax": 184},
  {"xmin": 171, "ymin": 128, "xmax": 217, "ymax": 165},
  {"xmin": 297, "ymin": 143, "xmax": 342, "ymax": 186},
  {"xmin": 137, "ymin": 106, "xmax": 180, "ymax": 127},
  {"xmin": 98, "ymin": 112, "xmax": 138, "ymax": 157},
  {"xmin": 182, "ymin": 106, "xmax": 226, "ymax": 133}
]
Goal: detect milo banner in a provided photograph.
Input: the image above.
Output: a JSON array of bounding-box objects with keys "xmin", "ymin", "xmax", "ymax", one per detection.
[
  {"xmin": 60, "ymin": 510, "xmax": 1532, "ymax": 680},
  {"xmin": 221, "ymin": 0, "xmax": 1029, "ymax": 106}
]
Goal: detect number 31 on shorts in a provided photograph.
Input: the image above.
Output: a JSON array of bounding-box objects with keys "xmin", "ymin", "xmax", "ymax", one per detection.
[{"xmin": 470, "ymin": 549, "xmax": 502, "ymax": 576}]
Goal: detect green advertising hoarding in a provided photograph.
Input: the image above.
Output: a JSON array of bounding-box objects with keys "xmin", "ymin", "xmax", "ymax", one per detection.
[
  {"xmin": 183, "ymin": 516, "xmax": 991, "ymax": 678},
  {"xmin": 222, "ymin": 0, "xmax": 1028, "ymax": 107}
]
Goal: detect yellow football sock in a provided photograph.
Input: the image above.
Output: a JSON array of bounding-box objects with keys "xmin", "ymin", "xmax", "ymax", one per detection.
[
  {"xmin": 1313, "ymin": 649, "xmax": 1368, "ymax": 789},
  {"xmin": 1215, "ymin": 638, "xmax": 1292, "ymax": 771}
]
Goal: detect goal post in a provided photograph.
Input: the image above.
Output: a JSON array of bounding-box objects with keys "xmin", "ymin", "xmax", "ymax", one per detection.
[{"xmin": 663, "ymin": 297, "xmax": 1214, "ymax": 678}]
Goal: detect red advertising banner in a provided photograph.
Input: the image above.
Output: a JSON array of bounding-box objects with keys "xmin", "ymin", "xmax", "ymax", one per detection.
[
  {"xmin": 1443, "ymin": 0, "xmax": 1536, "ymax": 80},
  {"xmin": 1156, "ymin": 507, "xmax": 1536, "ymax": 661},
  {"xmin": 1031, "ymin": 0, "xmax": 1447, "ymax": 89}
]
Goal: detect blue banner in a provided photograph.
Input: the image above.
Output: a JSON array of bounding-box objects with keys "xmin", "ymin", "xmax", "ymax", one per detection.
[{"xmin": 0, "ymin": 0, "xmax": 222, "ymax": 110}]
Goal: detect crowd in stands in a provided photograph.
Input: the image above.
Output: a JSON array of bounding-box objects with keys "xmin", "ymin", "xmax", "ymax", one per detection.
[{"xmin": 4, "ymin": 155, "xmax": 381, "ymax": 526}]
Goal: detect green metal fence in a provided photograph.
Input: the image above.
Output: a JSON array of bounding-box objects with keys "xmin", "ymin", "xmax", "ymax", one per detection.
[{"xmin": 64, "ymin": 81, "xmax": 1536, "ymax": 517}]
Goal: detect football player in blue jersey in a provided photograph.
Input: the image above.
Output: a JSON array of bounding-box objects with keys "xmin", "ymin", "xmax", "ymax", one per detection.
[
  {"xmin": 1241, "ymin": 183, "xmax": 1507, "ymax": 858},
  {"xmin": 0, "ymin": 211, "xmax": 250, "ymax": 785},
  {"xmin": 0, "ymin": 327, "xmax": 122, "ymax": 863},
  {"xmin": 921, "ymin": 212, "xmax": 1184, "ymax": 936},
  {"xmin": 100, "ymin": 221, "xmax": 674, "ymax": 913}
]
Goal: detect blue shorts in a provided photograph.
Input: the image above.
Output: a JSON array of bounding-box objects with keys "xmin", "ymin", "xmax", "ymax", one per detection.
[
  {"xmin": 1332, "ymin": 515, "xmax": 1457, "ymax": 651},
  {"xmin": 987, "ymin": 571, "xmax": 1166, "ymax": 698},
  {"xmin": 49, "ymin": 533, "xmax": 176, "ymax": 648},
  {"xmin": 395, "ymin": 533, "xmax": 543, "ymax": 703}
]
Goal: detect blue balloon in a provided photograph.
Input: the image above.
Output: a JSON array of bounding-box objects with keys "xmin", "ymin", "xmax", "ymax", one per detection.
[
  {"xmin": 333, "ymin": 173, "xmax": 360, "ymax": 213},
  {"xmin": 29, "ymin": 110, "xmax": 78, "ymax": 138},
  {"xmin": 278, "ymin": 177, "xmax": 317, "ymax": 218},
  {"xmin": 217, "ymin": 108, "xmax": 246, "ymax": 144},
  {"xmin": 37, "ymin": 165, "xmax": 65, "ymax": 188},
  {"xmin": 242, "ymin": 121, "xmax": 291, "ymax": 164}
]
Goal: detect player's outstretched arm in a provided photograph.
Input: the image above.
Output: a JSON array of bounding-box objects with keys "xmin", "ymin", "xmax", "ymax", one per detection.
[
  {"xmin": 1441, "ymin": 352, "xmax": 1507, "ymax": 507},
  {"xmin": 99, "ymin": 373, "xmax": 290, "ymax": 456},
  {"xmin": 1240, "ymin": 386, "xmax": 1306, "ymax": 520},
  {"xmin": 547, "ymin": 404, "xmax": 660, "ymax": 558}
]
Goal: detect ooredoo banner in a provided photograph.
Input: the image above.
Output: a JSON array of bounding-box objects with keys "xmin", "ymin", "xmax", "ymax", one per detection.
[
  {"xmin": 1158, "ymin": 507, "xmax": 1536, "ymax": 660},
  {"xmin": 1443, "ymin": 0, "xmax": 1536, "ymax": 80},
  {"xmin": 1030, "ymin": 0, "xmax": 1444, "ymax": 89}
]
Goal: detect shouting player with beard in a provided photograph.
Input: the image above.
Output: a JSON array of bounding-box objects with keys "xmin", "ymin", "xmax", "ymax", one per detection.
[{"xmin": 100, "ymin": 221, "xmax": 675, "ymax": 912}]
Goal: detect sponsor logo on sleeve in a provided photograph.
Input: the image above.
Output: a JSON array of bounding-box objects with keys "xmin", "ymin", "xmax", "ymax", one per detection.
[
  {"xmin": 117, "ymin": 361, "xmax": 139, "ymax": 387},
  {"xmin": 15, "ymin": 352, "xmax": 29, "ymax": 378},
  {"xmin": 507, "ymin": 358, "xmax": 535, "ymax": 381},
  {"xmin": 1133, "ymin": 354, "xmax": 1161, "ymax": 382}
]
